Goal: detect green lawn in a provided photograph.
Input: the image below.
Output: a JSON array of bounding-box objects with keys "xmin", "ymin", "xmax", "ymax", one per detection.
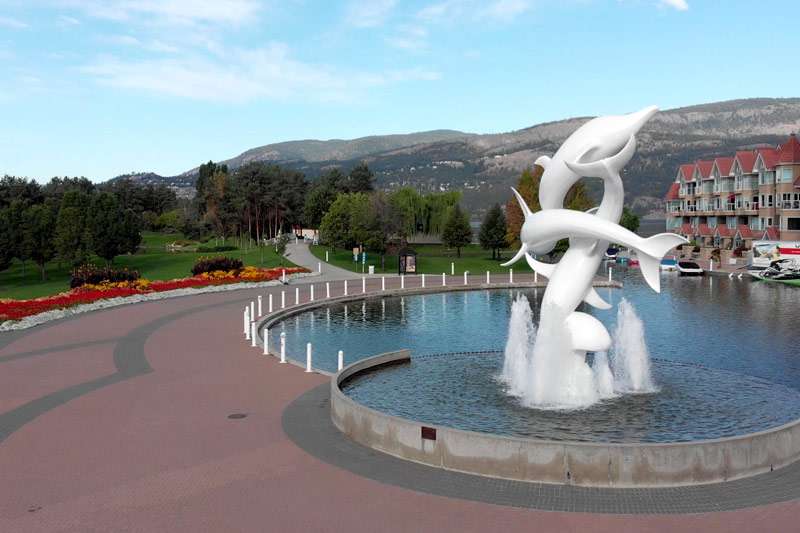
[
  {"xmin": 310, "ymin": 243, "xmax": 535, "ymax": 275},
  {"xmin": 0, "ymin": 232, "xmax": 295, "ymax": 300}
]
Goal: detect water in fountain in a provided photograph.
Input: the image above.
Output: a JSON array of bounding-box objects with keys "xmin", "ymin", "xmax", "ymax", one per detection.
[
  {"xmin": 611, "ymin": 298, "xmax": 657, "ymax": 393},
  {"xmin": 502, "ymin": 295, "xmax": 607, "ymax": 409},
  {"xmin": 502, "ymin": 295, "xmax": 655, "ymax": 409}
]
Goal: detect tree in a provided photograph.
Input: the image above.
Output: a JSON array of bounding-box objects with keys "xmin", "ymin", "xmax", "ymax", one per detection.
[
  {"xmin": 620, "ymin": 206, "xmax": 640, "ymax": 233},
  {"xmin": 23, "ymin": 201, "xmax": 58, "ymax": 280},
  {"xmin": 479, "ymin": 204, "xmax": 507, "ymax": 260},
  {"xmin": 0, "ymin": 208, "xmax": 14, "ymax": 272},
  {"xmin": 319, "ymin": 193, "xmax": 368, "ymax": 251},
  {"xmin": 54, "ymin": 190, "xmax": 90, "ymax": 266},
  {"xmin": 87, "ymin": 193, "xmax": 140, "ymax": 264},
  {"xmin": 441, "ymin": 204, "xmax": 472, "ymax": 257},
  {"xmin": 274, "ymin": 233, "xmax": 290, "ymax": 264},
  {"xmin": 303, "ymin": 184, "xmax": 337, "ymax": 228},
  {"xmin": 353, "ymin": 192, "xmax": 400, "ymax": 270},
  {"xmin": 505, "ymin": 166, "xmax": 542, "ymax": 247},
  {"xmin": 345, "ymin": 162, "xmax": 375, "ymax": 193}
]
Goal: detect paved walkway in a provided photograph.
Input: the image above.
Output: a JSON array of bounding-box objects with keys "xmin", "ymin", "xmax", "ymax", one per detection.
[
  {"xmin": 285, "ymin": 240, "xmax": 361, "ymax": 280},
  {"xmin": 0, "ymin": 278, "xmax": 798, "ymax": 532}
]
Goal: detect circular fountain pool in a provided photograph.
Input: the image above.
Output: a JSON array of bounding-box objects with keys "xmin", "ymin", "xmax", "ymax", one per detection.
[
  {"xmin": 272, "ymin": 268, "xmax": 800, "ymax": 444},
  {"xmin": 341, "ymin": 352, "xmax": 800, "ymax": 443}
]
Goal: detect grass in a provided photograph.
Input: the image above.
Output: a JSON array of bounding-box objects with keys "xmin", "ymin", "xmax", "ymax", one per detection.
[
  {"xmin": 310, "ymin": 243, "xmax": 535, "ymax": 275},
  {"xmin": 0, "ymin": 232, "xmax": 295, "ymax": 300}
]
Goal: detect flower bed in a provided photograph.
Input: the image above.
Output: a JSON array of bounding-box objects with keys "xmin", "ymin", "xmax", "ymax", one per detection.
[{"xmin": 0, "ymin": 266, "xmax": 307, "ymax": 321}]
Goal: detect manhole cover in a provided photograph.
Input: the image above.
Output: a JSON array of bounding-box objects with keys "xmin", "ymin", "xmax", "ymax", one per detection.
[{"xmin": 227, "ymin": 413, "xmax": 248, "ymax": 420}]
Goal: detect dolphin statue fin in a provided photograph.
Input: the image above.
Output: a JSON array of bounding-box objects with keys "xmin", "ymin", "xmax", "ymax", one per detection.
[
  {"xmin": 524, "ymin": 254, "xmax": 555, "ymax": 277},
  {"xmin": 501, "ymin": 242, "xmax": 528, "ymax": 267},
  {"xmin": 535, "ymin": 155, "xmax": 551, "ymax": 170},
  {"xmin": 525, "ymin": 253, "xmax": 611, "ymax": 309},
  {"xmin": 636, "ymin": 233, "xmax": 688, "ymax": 293},
  {"xmin": 511, "ymin": 187, "xmax": 533, "ymax": 219},
  {"xmin": 565, "ymin": 311, "xmax": 612, "ymax": 352},
  {"xmin": 583, "ymin": 287, "xmax": 611, "ymax": 310},
  {"xmin": 565, "ymin": 135, "xmax": 637, "ymax": 179}
]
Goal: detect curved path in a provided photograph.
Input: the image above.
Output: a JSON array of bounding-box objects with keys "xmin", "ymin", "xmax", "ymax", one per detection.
[{"xmin": 0, "ymin": 277, "xmax": 798, "ymax": 532}]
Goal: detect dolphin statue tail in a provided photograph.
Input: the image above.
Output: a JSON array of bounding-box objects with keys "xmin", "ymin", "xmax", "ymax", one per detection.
[
  {"xmin": 636, "ymin": 233, "xmax": 688, "ymax": 293},
  {"xmin": 501, "ymin": 187, "xmax": 532, "ymax": 267}
]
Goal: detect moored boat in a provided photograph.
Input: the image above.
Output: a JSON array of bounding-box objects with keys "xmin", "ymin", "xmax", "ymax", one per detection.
[{"xmin": 677, "ymin": 260, "xmax": 704, "ymax": 276}]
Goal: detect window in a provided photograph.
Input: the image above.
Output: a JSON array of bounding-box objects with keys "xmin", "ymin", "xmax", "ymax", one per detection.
[
  {"xmin": 782, "ymin": 168, "xmax": 794, "ymax": 183},
  {"xmin": 768, "ymin": 217, "xmax": 773, "ymax": 226},
  {"xmin": 788, "ymin": 218, "xmax": 800, "ymax": 231}
]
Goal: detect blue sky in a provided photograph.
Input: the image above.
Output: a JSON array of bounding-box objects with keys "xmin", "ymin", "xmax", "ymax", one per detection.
[{"xmin": 1, "ymin": 0, "xmax": 798, "ymax": 181}]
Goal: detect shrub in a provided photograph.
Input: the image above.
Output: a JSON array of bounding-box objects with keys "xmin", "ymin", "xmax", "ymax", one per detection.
[
  {"xmin": 191, "ymin": 256, "xmax": 243, "ymax": 276},
  {"xmin": 70, "ymin": 264, "xmax": 141, "ymax": 289},
  {"xmin": 196, "ymin": 245, "xmax": 238, "ymax": 253}
]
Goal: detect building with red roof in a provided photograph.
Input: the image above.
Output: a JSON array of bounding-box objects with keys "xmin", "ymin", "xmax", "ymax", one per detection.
[{"xmin": 664, "ymin": 134, "xmax": 800, "ymax": 260}]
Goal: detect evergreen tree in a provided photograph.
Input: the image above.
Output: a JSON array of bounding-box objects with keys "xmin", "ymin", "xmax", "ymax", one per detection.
[
  {"xmin": 87, "ymin": 192, "xmax": 134, "ymax": 264},
  {"xmin": 54, "ymin": 190, "xmax": 90, "ymax": 266},
  {"xmin": 346, "ymin": 162, "xmax": 375, "ymax": 193},
  {"xmin": 478, "ymin": 204, "xmax": 507, "ymax": 260},
  {"xmin": 0, "ymin": 208, "xmax": 13, "ymax": 272},
  {"xmin": 23, "ymin": 200, "xmax": 58, "ymax": 280},
  {"xmin": 441, "ymin": 204, "xmax": 472, "ymax": 257},
  {"xmin": 303, "ymin": 184, "xmax": 338, "ymax": 228},
  {"xmin": 620, "ymin": 206, "xmax": 640, "ymax": 233}
]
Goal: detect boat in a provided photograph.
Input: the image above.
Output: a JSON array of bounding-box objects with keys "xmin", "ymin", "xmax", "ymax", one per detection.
[
  {"xmin": 660, "ymin": 258, "xmax": 678, "ymax": 272},
  {"xmin": 604, "ymin": 247, "xmax": 619, "ymax": 260},
  {"xmin": 749, "ymin": 258, "xmax": 800, "ymax": 286},
  {"xmin": 677, "ymin": 260, "xmax": 704, "ymax": 276}
]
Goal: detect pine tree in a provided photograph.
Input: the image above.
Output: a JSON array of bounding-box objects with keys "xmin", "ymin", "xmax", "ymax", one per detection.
[
  {"xmin": 479, "ymin": 204, "xmax": 507, "ymax": 260},
  {"xmin": 441, "ymin": 204, "xmax": 472, "ymax": 257},
  {"xmin": 54, "ymin": 190, "xmax": 90, "ymax": 266},
  {"xmin": 23, "ymin": 200, "xmax": 58, "ymax": 280}
]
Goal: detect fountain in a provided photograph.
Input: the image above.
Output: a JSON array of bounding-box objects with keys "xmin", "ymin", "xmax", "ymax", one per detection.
[{"xmin": 501, "ymin": 106, "xmax": 686, "ymax": 408}]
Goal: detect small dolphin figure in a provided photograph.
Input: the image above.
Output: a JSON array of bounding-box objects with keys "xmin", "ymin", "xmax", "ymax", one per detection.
[{"xmin": 503, "ymin": 106, "xmax": 687, "ymax": 356}]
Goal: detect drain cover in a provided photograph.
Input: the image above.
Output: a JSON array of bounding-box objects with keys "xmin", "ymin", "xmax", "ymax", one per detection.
[{"xmin": 227, "ymin": 413, "xmax": 248, "ymax": 420}]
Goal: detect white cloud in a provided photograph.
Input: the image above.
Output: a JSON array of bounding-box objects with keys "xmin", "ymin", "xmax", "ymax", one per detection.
[
  {"xmin": 59, "ymin": 0, "xmax": 261, "ymax": 26},
  {"xmin": 0, "ymin": 16, "xmax": 29, "ymax": 29},
  {"xmin": 385, "ymin": 25, "xmax": 428, "ymax": 52},
  {"xmin": 57, "ymin": 15, "xmax": 81, "ymax": 27},
  {"xmin": 344, "ymin": 0, "xmax": 397, "ymax": 28},
  {"xmin": 417, "ymin": 0, "xmax": 530, "ymax": 24},
  {"xmin": 659, "ymin": 0, "xmax": 689, "ymax": 10},
  {"xmin": 82, "ymin": 43, "xmax": 440, "ymax": 103}
]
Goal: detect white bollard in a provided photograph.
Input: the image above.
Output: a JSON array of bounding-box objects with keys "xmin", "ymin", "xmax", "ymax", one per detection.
[
  {"xmin": 295, "ymin": 287, "xmax": 299, "ymax": 305},
  {"xmin": 268, "ymin": 293, "xmax": 273, "ymax": 313},
  {"xmin": 250, "ymin": 301, "xmax": 255, "ymax": 322},
  {"xmin": 257, "ymin": 295, "xmax": 262, "ymax": 317},
  {"xmin": 382, "ymin": 277, "xmax": 385, "ymax": 291},
  {"xmin": 338, "ymin": 350, "xmax": 344, "ymax": 371},
  {"xmin": 318, "ymin": 262, "xmax": 322, "ymax": 273},
  {"xmin": 280, "ymin": 332, "xmax": 286, "ymax": 363},
  {"xmin": 310, "ymin": 285, "xmax": 315, "ymax": 301},
  {"xmin": 709, "ymin": 259, "xmax": 714, "ymax": 272},
  {"xmin": 263, "ymin": 328, "xmax": 269, "ymax": 355},
  {"xmin": 608, "ymin": 267, "xmax": 612, "ymax": 283},
  {"xmin": 344, "ymin": 280, "xmax": 348, "ymax": 296},
  {"xmin": 326, "ymin": 282, "xmax": 330, "ymax": 298},
  {"xmin": 451, "ymin": 262, "xmax": 455, "ymax": 276},
  {"xmin": 442, "ymin": 273, "xmax": 446, "ymax": 286},
  {"xmin": 422, "ymin": 274, "xmax": 426, "ymax": 288},
  {"xmin": 464, "ymin": 271, "xmax": 468, "ymax": 285},
  {"xmin": 325, "ymin": 250, "xmax": 329, "ymax": 262},
  {"xmin": 281, "ymin": 269, "xmax": 286, "ymax": 283},
  {"xmin": 250, "ymin": 322, "xmax": 257, "ymax": 347},
  {"xmin": 401, "ymin": 276, "xmax": 405, "ymax": 289},
  {"xmin": 306, "ymin": 343, "xmax": 312, "ymax": 372},
  {"xmin": 509, "ymin": 269, "xmax": 513, "ymax": 284},
  {"xmin": 362, "ymin": 277, "xmax": 366, "ymax": 293},
  {"xmin": 281, "ymin": 291, "xmax": 286, "ymax": 309},
  {"xmin": 486, "ymin": 271, "xmax": 490, "ymax": 284},
  {"xmin": 243, "ymin": 307, "xmax": 249, "ymax": 335}
]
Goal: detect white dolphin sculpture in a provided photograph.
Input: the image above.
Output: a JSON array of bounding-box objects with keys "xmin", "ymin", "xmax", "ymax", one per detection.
[{"xmin": 502, "ymin": 106, "xmax": 687, "ymax": 354}]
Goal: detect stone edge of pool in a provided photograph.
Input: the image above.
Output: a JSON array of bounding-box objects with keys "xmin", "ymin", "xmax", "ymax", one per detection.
[{"xmin": 330, "ymin": 350, "xmax": 800, "ymax": 488}]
